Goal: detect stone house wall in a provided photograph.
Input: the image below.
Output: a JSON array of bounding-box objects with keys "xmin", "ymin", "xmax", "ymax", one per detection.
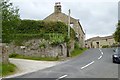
[
  {"xmin": 92, "ymin": 38, "xmax": 115, "ymax": 48},
  {"xmin": 85, "ymin": 36, "xmax": 116, "ymax": 48}
]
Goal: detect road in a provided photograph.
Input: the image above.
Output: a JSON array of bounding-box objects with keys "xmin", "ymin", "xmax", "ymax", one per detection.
[{"xmin": 5, "ymin": 48, "xmax": 119, "ymax": 79}]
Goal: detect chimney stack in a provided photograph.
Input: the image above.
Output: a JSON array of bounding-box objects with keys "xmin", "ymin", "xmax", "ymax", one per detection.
[{"xmin": 54, "ymin": 2, "xmax": 61, "ymax": 13}]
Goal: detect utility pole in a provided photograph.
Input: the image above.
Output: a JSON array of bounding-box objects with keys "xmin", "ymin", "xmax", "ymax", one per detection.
[
  {"xmin": 84, "ymin": 29, "xmax": 86, "ymax": 48},
  {"xmin": 68, "ymin": 9, "xmax": 70, "ymax": 38}
]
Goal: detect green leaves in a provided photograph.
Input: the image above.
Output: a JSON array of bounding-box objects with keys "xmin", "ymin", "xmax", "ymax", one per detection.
[
  {"xmin": 2, "ymin": 0, "xmax": 20, "ymax": 43},
  {"xmin": 14, "ymin": 20, "xmax": 68, "ymax": 34},
  {"xmin": 2, "ymin": 0, "xmax": 20, "ymax": 22},
  {"xmin": 114, "ymin": 21, "xmax": 120, "ymax": 42},
  {"xmin": 49, "ymin": 33, "xmax": 65, "ymax": 45}
]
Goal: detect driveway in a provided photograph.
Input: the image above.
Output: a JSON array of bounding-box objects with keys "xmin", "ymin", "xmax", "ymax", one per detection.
[{"xmin": 5, "ymin": 58, "xmax": 62, "ymax": 78}]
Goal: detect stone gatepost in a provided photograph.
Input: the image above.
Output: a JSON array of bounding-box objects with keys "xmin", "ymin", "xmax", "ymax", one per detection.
[
  {"xmin": 0, "ymin": 43, "xmax": 2, "ymax": 63},
  {"xmin": 2, "ymin": 43, "xmax": 9, "ymax": 64}
]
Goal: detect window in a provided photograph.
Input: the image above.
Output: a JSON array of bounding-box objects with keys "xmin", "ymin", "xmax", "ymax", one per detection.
[{"xmin": 70, "ymin": 23, "xmax": 74, "ymax": 28}]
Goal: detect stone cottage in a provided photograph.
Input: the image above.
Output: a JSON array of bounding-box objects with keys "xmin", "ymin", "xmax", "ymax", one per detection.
[
  {"xmin": 85, "ymin": 35, "xmax": 116, "ymax": 48},
  {"xmin": 44, "ymin": 2, "xmax": 85, "ymax": 48}
]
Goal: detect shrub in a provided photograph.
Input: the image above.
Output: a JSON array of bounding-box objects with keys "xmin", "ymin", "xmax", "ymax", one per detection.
[
  {"xmin": 102, "ymin": 45, "xmax": 109, "ymax": 48},
  {"xmin": 74, "ymin": 42, "xmax": 79, "ymax": 49},
  {"xmin": 39, "ymin": 43, "xmax": 46, "ymax": 49},
  {"xmin": 9, "ymin": 53, "xmax": 20, "ymax": 58},
  {"xmin": 49, "ymin": 33, "xmax": 65, "ymax": 45},
  {"xmin": 3, "ymin": 20, "xmax": 75, "ymax": 44}
]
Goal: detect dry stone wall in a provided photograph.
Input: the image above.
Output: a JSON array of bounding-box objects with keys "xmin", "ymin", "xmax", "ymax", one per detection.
[{"xmin": 8, "ymin": 39, "xmax": 67, "ymax": 58}]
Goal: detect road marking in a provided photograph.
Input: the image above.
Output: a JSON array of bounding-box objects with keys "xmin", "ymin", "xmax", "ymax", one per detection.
[
  {"xmin": 101, "ymin": 52, "xmax": 103, "ymax": 55},
  {"xmin": 98, "ymin": 49, "xmax": 104, "ymax": 60},
  {"xmin": 81, "ymin": 61, "xmax": 95, "ymax": 70},
  {"xmin": 99, "ymin": 49, "xmax": 102, "ymax": 52},
  {"xmin": 56, "ymin": 75, "xmax": 68, "ymax": 80},
  {"xmin": 81, "ymin": 49, "xmax": 104, "ymax": 70},
  {"xmin": 99, "ymin": 49, "xmax": 104, "ymax": 55},
  {"xmin": 98, "ymin": 55, "xmax": 102, "ymax": 60}
]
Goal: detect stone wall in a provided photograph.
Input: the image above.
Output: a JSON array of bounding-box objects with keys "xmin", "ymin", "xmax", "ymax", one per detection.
[{"xmin": 8, "ymin": 39, "xmax": 67, "ymax": 58}]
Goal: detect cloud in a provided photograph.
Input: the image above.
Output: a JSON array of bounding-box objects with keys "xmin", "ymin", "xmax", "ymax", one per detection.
[{"xmin": 10, "ymin": 0, "xmax": 118, "ymax": 39}]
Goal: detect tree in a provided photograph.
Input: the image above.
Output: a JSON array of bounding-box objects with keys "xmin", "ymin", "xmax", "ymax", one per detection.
[
  {"xmin": 114, "ymin": 21, "xmax": 120, "ymax": 43},
  {"xmin": 1, "ymin": 0, "xmax": 20, "ymax": 43},
  {"xmin": 0, "ymin": 4, "xmax": 2, "ymax": 42},
  {"xmin": 2, "ymin": 0, "xmax": 20, "ymax": 23}
]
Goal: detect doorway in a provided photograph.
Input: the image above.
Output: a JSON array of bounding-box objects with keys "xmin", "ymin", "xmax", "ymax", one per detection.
[{"xmin": 96, "ymin": 42, "xmax": 99, "ymax": 48}]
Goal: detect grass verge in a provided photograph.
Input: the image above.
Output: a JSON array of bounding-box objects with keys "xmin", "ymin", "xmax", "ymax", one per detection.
[
  {"xmin": 1, "ymin": 62, "xmax": 17, "ymax": 76},
  {"xmin": 9, "ymin": 54, "xmax": 60, "ymax": 61},
  {"xmin": 71, "ymin": 48, "xmax": 87, "ymax": 57}
]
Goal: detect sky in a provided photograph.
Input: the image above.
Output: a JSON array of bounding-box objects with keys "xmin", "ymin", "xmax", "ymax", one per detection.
[
  {"xmin": 10, "ymin": 0, "xmax": 119, "ymax": 39},
  {"xmin": 118, "ymin": 1, "xmax": 120, "ymax": 20}
]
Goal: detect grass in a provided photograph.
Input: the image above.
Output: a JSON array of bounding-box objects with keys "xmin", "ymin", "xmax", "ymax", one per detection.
[
  {"xmin": 9, "ymin": 53, "xmax": 60, "ymax": 61},
  {"xmin": 0, "ymin": 63, "xmax": 2, "ymax": 77},
  {"xmin": 71, "ymin": 48, "xmax": 87, "ymax": 57},
  {"xmin": 1, "ymin": 62, "xmax": 17, "ymax": 76}
]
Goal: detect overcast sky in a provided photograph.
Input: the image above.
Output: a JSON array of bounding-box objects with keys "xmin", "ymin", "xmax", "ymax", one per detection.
[{"xmin": 10, "ymin": 0, "xmax": 119, "ymax": 39}]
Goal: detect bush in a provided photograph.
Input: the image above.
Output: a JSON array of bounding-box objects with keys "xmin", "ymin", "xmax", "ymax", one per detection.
[
  {"xmin": 3, "ymin": 20, "xmax": 75, "ymax": 43},
  {"xmin": 102, "ymin": 45, "xmax": 109, "ymax": 48},
  {"xmin": 9, "ymin": 53, "xmax": 20, "ymax": 58},
  {"xmin": 39, "ymin": 43, "xmax": 46, "ymax": 49},
  {"xmin": 79, "ymin": 47, "xmax": 83, "ymax": 50},
  {"xmin": 49, "ymin": 33, "xmax": 65, "ymax": 45},
  {"xmin": 74, "ymin": 42, "xmax": 79, "ymax": 49}
]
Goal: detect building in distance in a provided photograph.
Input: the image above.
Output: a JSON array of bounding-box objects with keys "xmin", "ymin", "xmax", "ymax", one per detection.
[{"xmin": 85, "ymin": 35, "xmax": 116, "ymax": 48}]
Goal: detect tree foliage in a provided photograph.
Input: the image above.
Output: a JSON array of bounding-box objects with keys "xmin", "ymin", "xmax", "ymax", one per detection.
[
  {"xmin": 2, "ymin": 19, "xmax": 75, "ymax": 44},
  {"xmin": 2, "ymin": 0, "xmax": 20, "ymax": 43},
  {"xmin": 114, "ymin": 21, "xmax": 120, "ymax": 42},
  {"xmin": 15, "ymin": 20, "xmax": 68, "ymax": 34},
  {"xmin": 2, "ymin": 0, "xmax": 20, "ymax": 23}
]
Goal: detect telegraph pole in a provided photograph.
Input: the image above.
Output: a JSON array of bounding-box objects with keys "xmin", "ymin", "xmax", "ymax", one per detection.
[{"xmin": 68, "ymin": 9, "xmax": 70, "ymax": 38}]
